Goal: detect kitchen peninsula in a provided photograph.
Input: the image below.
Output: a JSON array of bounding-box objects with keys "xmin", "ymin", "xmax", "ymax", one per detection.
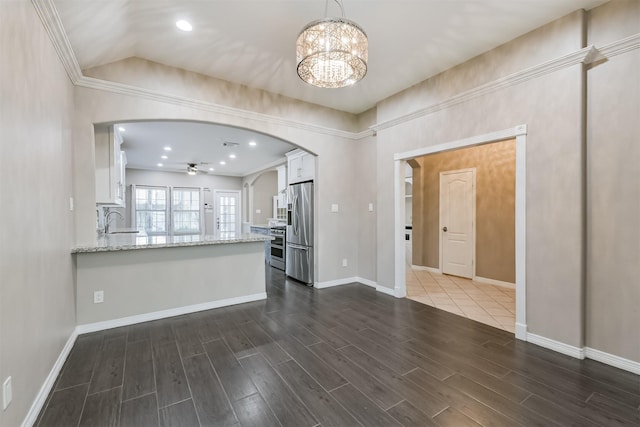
[{"xmin": 72, "ymin": 232, "xmax": 272, "ymax": 330}]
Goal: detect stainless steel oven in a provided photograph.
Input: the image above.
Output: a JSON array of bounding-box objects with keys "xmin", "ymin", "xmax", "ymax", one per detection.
[{"xmin": 269, "ymin": 226, "xmax": 286, "ymax": 270}]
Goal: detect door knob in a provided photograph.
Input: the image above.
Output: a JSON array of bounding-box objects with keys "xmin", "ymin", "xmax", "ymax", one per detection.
[{"xmin": 442, "ymin": 226, "xmax": 448, "ymax": 232}]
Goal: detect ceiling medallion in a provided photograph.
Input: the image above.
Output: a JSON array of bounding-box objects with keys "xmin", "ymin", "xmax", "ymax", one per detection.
[{"xmin": 296, "ymin": 0, "xmax": 368, "ymax": 88}]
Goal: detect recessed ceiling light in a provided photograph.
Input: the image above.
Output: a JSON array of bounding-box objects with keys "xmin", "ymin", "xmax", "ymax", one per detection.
[
  {"xmin": 157, "ymin": 163, "xmax": 163, "ymax": 167},
  {"xmin": 209, "ymin": 167, "xmax": 214, "ymax": 171},
  {"xmin": 219, "ymin": 161, "xmax": 226, "ymax": 165},
  {"xmin": 229, "ymin": 154, "xmax": 236, "ymax": 159},
  {"xmin": 163, "ymin": 146, "xmax": 172, "ymax": 151},
  {"xmin": 161, "ymin": 155, "xmax": 168, "ymax": 159},
  {"xmin": 249, "ymin": 141, "xmax": 257, "ymax": 147},
  {"xmin": 118, "ymin": 126, "xmax": 126, "ymax": 132},
  {"xmin": 176, "ymin": 20, "xmax": 193, "ymax": 32}
]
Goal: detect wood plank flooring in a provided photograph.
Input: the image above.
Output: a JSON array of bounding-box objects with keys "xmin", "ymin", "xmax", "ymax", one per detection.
[{"xmin": 36, "ymin": 267, "xmax": 640, "ymax": 426}]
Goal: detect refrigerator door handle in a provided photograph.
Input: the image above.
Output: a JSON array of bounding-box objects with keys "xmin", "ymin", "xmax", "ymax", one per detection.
[
  {"xmin": 293, "ymin": 195, "xmax": 299, "ymax": 235},
  {"xmin": 287, "ymin": 243, "xmax": 308, "ymax": 250}
]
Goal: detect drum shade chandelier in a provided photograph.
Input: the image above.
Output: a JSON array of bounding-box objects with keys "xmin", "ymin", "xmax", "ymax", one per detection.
[{"xmin": 296, "ymin": 0, "xmax": 368, "ymax": 88}]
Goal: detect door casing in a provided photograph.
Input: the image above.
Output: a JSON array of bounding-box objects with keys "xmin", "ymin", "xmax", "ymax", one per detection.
[{"xmin": 393, "ymin": 124, "xmax": 527, "ymax": 340}]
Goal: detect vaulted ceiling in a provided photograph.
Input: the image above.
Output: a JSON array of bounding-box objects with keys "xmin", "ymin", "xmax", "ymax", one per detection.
[{"xmin": 54, "ymin": 0, "xmax": 605, "ymax": 115}]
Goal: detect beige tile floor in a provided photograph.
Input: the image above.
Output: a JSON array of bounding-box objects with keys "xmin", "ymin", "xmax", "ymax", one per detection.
[{"xmin": 406, "ymin": 267, "xmax": 516, "ymax": 333}]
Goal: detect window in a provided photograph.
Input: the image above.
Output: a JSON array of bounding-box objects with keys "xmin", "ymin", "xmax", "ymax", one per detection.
[
  {"xmin": 132, "ymin": 185, "xmax": 203, "ymax": 236},
  {"xmin": 172, "ymin": 188, "xmax": 202, "ymax": 234},
  {"xmin": 134, "ymin": 186, "xmax": 168, "ymax": 235}
]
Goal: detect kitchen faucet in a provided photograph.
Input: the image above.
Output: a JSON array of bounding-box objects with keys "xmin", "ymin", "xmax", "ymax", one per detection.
[{"xmin": 104, "ymin": 210, "xmax": 123, "ymax": 234}]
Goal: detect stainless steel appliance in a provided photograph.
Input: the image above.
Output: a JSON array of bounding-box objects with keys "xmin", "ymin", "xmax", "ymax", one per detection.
[
  {"xmin": 286, "ymin": 181, "xmax": 314, "ymax": 284},
  {"xmin": 269, "ymin": 226, "xmax": 286, "ymax": 270}
]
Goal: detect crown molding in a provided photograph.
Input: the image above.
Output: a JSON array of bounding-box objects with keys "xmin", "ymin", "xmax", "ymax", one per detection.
[
  {"xmin": 31, "ymin": 0, "xmax": 82, "ymax": 83},
  {"xmin": 587, "ymin": 32, "xmax": 640, "ymax": 63},
  {"xmin": 75, "ymin": 76, "xmax": 367, "ymax": 141},
  {"xmin": 371, "ymin": 46, "xmax": 596, "ymax": 133}
]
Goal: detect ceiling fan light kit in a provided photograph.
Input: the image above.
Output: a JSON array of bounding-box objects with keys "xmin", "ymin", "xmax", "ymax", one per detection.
[
  {"xmin": 296, "ymin": 0, "xmax": 368, "ymax": 88},
  {"xmin": 187, "ymin": 163, "xmax": 198, "ymax": 175}
]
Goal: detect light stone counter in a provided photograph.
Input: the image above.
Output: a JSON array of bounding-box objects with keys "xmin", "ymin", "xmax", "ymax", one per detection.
[{"xmin": 72, "ymin": 232, "xmax": 272, "ymax": 253}]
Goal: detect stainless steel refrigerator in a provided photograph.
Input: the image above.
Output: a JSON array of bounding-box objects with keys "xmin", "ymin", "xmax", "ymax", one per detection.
[{"xmin": 286, "ymin": 181, "xmax": 313, "ymax": 284}]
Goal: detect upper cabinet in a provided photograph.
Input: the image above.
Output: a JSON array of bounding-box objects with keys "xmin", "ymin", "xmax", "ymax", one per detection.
[
  {"xmin": 276, "ymin": 165, "xmax": 287, "ymax": 209},
  {"xmin": 95, "ymin": 125, "xmax": 126, "ymax": 206},
  {"xmin": 286, "ymin": 149, "xmax": 315, "ymax": 184},
  {"xmin": 277, "ymin": 165, "xmax": 287, "ymax": 193}
]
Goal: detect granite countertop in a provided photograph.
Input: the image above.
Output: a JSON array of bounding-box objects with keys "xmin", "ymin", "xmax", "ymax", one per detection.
[{"xmin": 72, "ymin": 232, "xmax": 272, "ymax": 254}]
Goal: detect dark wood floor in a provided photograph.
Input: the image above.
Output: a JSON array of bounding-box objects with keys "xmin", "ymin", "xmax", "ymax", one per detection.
[{"xmin": 37, "ymin": 267, "xmax": 640, "ymax": 427}]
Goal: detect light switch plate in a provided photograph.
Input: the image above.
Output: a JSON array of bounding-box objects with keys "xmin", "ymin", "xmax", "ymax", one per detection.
[
  {"xmin": 368, "ymin": 203, "xmax": 373, "ymax": 212},
  {"xmin": 331, "ymin": 204, "xmax": 339, "ymax": 213},
  {"xmin": 94, "ymin": 290, "xmax": 104, "ymax": 304}
]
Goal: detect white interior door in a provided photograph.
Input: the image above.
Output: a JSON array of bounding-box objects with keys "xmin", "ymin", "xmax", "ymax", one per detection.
[
  {"xmin": 214, "ymin": 190, "xmax": 241, "ymax": 237},
  {"xmin": 440, "ymin": 168, "xmax": 475, "ymax": 278}
]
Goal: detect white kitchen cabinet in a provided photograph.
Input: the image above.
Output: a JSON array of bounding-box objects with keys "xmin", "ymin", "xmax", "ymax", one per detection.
[
  {"xmin": 95, "ymin": 125, "xmax": 126, "ymax": 206},
  {"xmin": 286, "ymin": 149, "xmax": 315, "ymax": 184},
  {"xmin": 276, "ymin": 165, "xmax": 287, "ymax": 209},
  {"xmin": 277, "ymin": 165, "xmax": 287, "ymax": 192}
]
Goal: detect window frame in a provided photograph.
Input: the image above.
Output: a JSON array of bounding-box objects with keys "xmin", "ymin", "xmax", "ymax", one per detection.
[
  {"xmin": 131, "ymin": 184, "xmax": 170, "ymax": 236},
  {"xmin": 170, "ymin": 186, "xmax": 204, "ymax": 235}
]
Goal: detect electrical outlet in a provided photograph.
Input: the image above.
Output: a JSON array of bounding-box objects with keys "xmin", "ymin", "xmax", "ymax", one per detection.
[
  {"xmin": 255, "ymin": 209, "xmax": 261, "ymax": 214},
  {"xmin": 331, "ymin": 204, "xmax": 339, "ymax": 213},
  {"xmin": 69, "ymin": 197, "xmax": 74, "ymax": 212},
  {"xmin": 368, "ymin": 203, "xmax": 373, "ymax": 212},
  {"xmin": 342, "ymin": 258, "xmax": 348, "ymax": 267},
  {"xmin": 3, "ymin": 376, "xmax": 12, "ymax": 410},
  {"xmin": 94, "ymin": 290, "xmax": 104, "ymax": 304}
]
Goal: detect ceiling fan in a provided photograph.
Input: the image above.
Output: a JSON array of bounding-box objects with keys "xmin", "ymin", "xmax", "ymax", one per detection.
[{"xmin": 186, "ymin": 162, "xmax": 210, "ymax": 175}]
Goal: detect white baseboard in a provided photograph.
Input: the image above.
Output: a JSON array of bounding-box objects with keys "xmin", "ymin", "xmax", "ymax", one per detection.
[
  {"xmin": 21, "ymin": 328, "xmax": 79, "ymax": 427},
  {"xmin": 411, "ymin": 265, "xmax": 440, "ymax": 274},
  {"xmin": 314, "ymin": 277, "xmax": 360, "ymax": 289},
  {"xmin": 314, "ymin": 276, "xmax": 404, "ymax": 299},
  {"xmin": 585, "ymin": 347, "xmax": 640, "ymax": 375},
  {"xmin": 515, "ymin": 322, "xmax": 527, "ymax": 340},
  {"xmin": 527, "ymin": 333, "xmax": 585, "ymax": 359},
  {"xmin": 77, "ymin": 292, "xmax": 267, "ymax": 334},
  {"xmin": 356, "ymin": 277, "xmax": 377, "ymax": 289},
  {"xmin": 376, "ymin": 285, "xmax": 395, "ymax": 297},
  {"xmin": 474, "ymin": 276, "xmax": 516, "ymax": 289}
]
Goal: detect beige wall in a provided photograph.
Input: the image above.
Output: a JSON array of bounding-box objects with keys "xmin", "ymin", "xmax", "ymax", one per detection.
[
  {"xmin": 0, "ymin": 3, "xmax": 76, "ymax": 426},
  {"xmin": 411, "ymin": 140, "xmax": 516, "ymax": 283},
  {"xmin": 585, "ymin": 0, "xmax": 640, "ymax": 362},
  {"xmin": 83, "ymin": 57, "xmax": 361, "ymax": 133},
  {"xmin": 251, "ymin": 171, "xmax": 277, "ymax": 225},
  {"xmin": 355, "ymin": 137, "xmax": 378, "ymax": 282}
]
